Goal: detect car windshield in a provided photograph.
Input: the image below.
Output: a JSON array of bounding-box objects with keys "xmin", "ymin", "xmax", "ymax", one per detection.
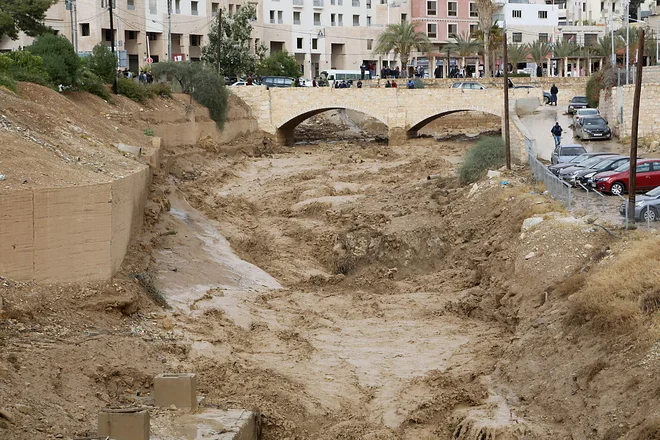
[
  {"xmin": 595, "ymin": 157, "xmax": 621, "ymax": 168},
  {"xmin": 614, "ymin": 162, "xmax": 631, "ymax": 172},
  {"xmin": 452, "ymin": 83, "xmax": 462, "ymax": 88},
  {"xmin": 647, "ymin": 186, "xmax": 660, "ymax": 197},
  {"xmin": 572, "ymin": 96, "xmax": 588, "ymax": 103},
  {"xmin": 583, "ymin": 117, "xmax": 606, "ymax": 126},
  {"xmin": 569, "ymin": 153, "xmax": 591, "ymax": 163},
  {"xmin": 582, "ymin": 156, "xmax": 611, "ymax": 167},
  {"xmin": 562, "ymin": 146, "xmax": 586, "ymax": 156}
]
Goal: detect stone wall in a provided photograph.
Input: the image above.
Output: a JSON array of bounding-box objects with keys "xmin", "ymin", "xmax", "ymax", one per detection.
[
  {"xmin": 599, "ymin": 84, "xmax": 660, "ymax": 139},
  {"xmin": 642, "ymin": 65, "xmax": 660, "ymax": 84}
]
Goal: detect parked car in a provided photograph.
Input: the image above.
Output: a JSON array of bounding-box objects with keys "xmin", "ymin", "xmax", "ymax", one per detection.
[
  {"xmin": 619, "ymin": 186, "xmax": 660, "ymax": 221},
  {"xmin": 543, "ymin": 91, "xmax": 552, "ymax": 104},
  {"xmin": 261, "ymin": 76, "xmax": 294, "ymax": 88},
  {"xmin": 551, "ymin": 144, "xmax": 588, "ymax": 165},
  {"xmin": 450, "ymin": 81, "xmax": 486, "ymax": 90},
  {"xmin": 558, "ymin": 154, "xmax": 617, "ymax": 181},
  {"xmin": 547, "ymin": 151, "xmax": 612, "ymax": 175},
  {"xmin": 229, "ymin": 81, "xmax": 249, "ymax": 87},
  {"xmin": 593, "ymin": 159, "xmax": 660, "ymax": 195},
  {"xmin": 572, "ymin": 108, "xmax": 600, "ymax": 126},
  {"xmin": 567, "ymin": 96, "xmax": 589, "ymax": 114},
  {"xmin": 573, "ymin": 116, "xmax": 612, "ymax": 140},
  {"xmin": 564, "ymin": 155, "xmax": 631, "ymax": 186}
]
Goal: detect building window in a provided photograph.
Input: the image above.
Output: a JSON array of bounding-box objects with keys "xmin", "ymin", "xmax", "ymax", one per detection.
[
  {"xmin": 447, "ymin": 1, "xmax": 457, "ymax": 17},
  {"xmin": 469, "ymin": 2, "xmax": 478, "ymax": 17},
  {"xmin": 367, "ymin": 0, "xmax": 371, "ymax": 8},
  {"xmin": 278, "ymin": 10, "xmax": 283, "ymax": 23},
  {"xmin": 584, "ymin": 33, "xmax": 598, "ymax": 46},
  {"xmin": 600, "ymin": 1, "xmax": 604, "ymax": 11},
  {"xmin": 191, "ymin": 1, "xmax": 198, "ymax": 15},
  {"xmin": 103, "ymin": 28, "xmax": 114, "ymax": 41},
  {"xmin": 582, "ymin": 2, "xmax": 586, "ymax": 11},
  {"xmin": 127, "ymin": 30, "xmax": 138, "ymax": 39},
  {"xmin": 538, "ymin": 10, "xmax": 547, "ymax": 19},
  {"xmin": 81, "ymin": 23, "xmax": 90, "ymax": 36},
  {"xmin": 427, "ymin": 23, "xmax": 437, "ymax": 39},
  {"xmin": 470, "ymin": 24, "xmax": 479, "ymax": 36},
  {"xmin": 127, "ymin": 0, "xmax": 135, "ymax": 9},
  {"xmin": 297, "ymin": 37, "xmax": 303, "ymax": 49},
  {"xmin": 314, "ymin": 12, "xmax": 321, "ymax": 25},
  {"xmin": 294, "ymin": 11, "xmax": 301, "ymax": 24},
  {"xmin": 512, "ymin": 32, "xmax": 522, "ymax": 43},
  {"xmin": 212, "ymin": 2, "xmax": 219, "ymax": 16},
  {"xmin": 448, "ymin": 23, "xmax": 457, "ymax": 38},
  {"xmin": 401, "ymin": 13, "xmax": 406, "ymax": 22},
  {"xmin": 352, "ymin": 0, "xmax": 360, "ymax": 6},
  {"xmin": 190, "ymin": 34, "xmax": 202, "ymax": 46},
  {"xmin": 512, "ymin": 9, "xmax": 521, "ymax": 18},
  {"xmin": 538, "ymin": 32, "xmax": 548, "ymax": 43},
  {"xmin": 331, "ymin": 13, "xmax": 336, "ymax": 25},
  {"xmin": 367, "ymin": 15, "xmax": 371, "ymax": 25},
  {"xmin": 312, "ymin": 38, "xmax": 318, "ymax": 49},
  {"xmin": 427, "ymin": 0, "xmax": 437, "ymax": 16},
  {"xmin": 270, "ymin": 11, "xmax": 275, "ymax": 23},
  {"xmin": 367, "ymin": 38, "xmax": 373, "ymax": 50},
  {"xmin": 147, "ymin": 32, "xmax": 158, "ymax": 41},
  {"xmin": 338, "ymin": 13, "xmax": 343, "ymax": 26},
  {"xmin": 175, "ymin": 0, "xmax": 180, "ymax": 13},
  {"xmin": 353, "ymin": 14, "xmax": 359, "ymax": 26},
  {"xmin": 563, "ymin": 33, "xmax": 576, "ymax": 42},
  {"xmin": 149, "ymin": 0, "xmax": 157, "ymax": 14}
]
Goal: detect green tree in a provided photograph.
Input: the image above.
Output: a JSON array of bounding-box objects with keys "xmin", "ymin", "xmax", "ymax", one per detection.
[
  {"xmin": 475, "ymin": 21, "xmax": 503, "ymax": 75},
  {"xmin": 257, "ymin": 50, "xmax": 300, "ymax": 77},
  {"xmin": 27, "ymin": 33, "xmax": 80, "ymax": 86},
  {"xmin": 475, "ymin": 0, "xmax": 495, "ymax": 77},
  {"xmin": 202, "ymin": 4, "xmax": 266, "ymax": 77},
  {"xmin": 86, "ymin": 44, "xmax": 117, "ymax": 84},
  {"xmin": 529, "ymin": 39, "xmax": 550, "ymax": 76},
  {"xmin": 373, "ymin": 21, "xmax": 431, "ymax": 78},
  {"xmin": 152, "ymin": 61, "xmax": 228, "ymax": 128},
  {"xmin": 553, "ymin": 39, "xmax": 577, "ymax": 77},
  {"xmin": 0, "ymin": 0, "xmax": 57, "ymax": 40},
  {"xmin": 447, "ymin": 31, "xmax": 480, "ymax": 70},
  {"xmin": 505, "ymin": 43, "xmax": 529, "ymax": 72}
]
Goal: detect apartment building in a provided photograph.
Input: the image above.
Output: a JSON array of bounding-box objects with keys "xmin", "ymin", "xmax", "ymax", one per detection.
[
  {"xmin": 495, "ymin": 2, "xmax": 559, "ymax": 44},
  {"xmin": 258, "ymin": 0, "xmax": 410, "ymax": 79},
  {"xmin": 0, "ymin": 0, "xmax": 218, "ymax": 72},
  {"xmin": 410, "ymin": 0, "xmax": 480, "ymax": 76}
]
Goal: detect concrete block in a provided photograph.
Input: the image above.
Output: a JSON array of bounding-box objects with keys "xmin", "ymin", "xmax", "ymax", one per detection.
[
  {"xmin": 154, "ymin": 373, "xmax": 198, "ymax": 410},
  {"xmin": 98, "ymin": 408, "xmax": 149, "ymax": 440},
  {"xmin": 114, "ymin": 143, "xmax": 142, "ymax": 156}
]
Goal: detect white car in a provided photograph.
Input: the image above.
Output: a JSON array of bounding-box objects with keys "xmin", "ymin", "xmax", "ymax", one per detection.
[
  {"xmin": 229, "ymin": 81, "xmax": 248, "ymax": 87},
  {"xmin": 573, "ymin": 108, "xmax": 600, "ymax": 126}
]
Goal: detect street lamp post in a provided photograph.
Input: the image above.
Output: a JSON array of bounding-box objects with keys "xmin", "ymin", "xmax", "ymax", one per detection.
[{"xmin": 625, "ymin": 0, "xmax": 630, "ymax": 84}]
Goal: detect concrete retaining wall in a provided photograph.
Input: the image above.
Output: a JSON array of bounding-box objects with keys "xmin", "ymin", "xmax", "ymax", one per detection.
[{"xmin": 599, "ymin": 84, "xmax": 660, "ymax": 139}]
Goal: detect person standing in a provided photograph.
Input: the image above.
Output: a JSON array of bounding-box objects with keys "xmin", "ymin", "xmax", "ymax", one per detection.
[
  {"xmin": 551, "ymin": 122, "xmax": 563, "ymax": 147},
  {"xmin": 550, "ymin": 84, "xmax": 559, "ymax": 106},
  {"xmin": 434, "ymin": 64, "xmax": 442, "ymax": 79}
]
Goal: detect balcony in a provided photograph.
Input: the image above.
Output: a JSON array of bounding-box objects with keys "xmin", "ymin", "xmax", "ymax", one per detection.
[
  {"xmin": 314, "ymin": 0, "xmax": 324, "ymax": 7},
  {"xmin": 293, "ymin": 0, "xmax": 304, "ymax": 6}
]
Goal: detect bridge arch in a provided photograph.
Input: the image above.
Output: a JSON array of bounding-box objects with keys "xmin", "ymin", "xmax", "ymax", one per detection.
[
  {"xmin": 407, "ymin": 108, "xmax": 502, "ymax": 138},
  {"xmin": 274, "ymin": 105, "xmax": 390, "ymax": 146}
]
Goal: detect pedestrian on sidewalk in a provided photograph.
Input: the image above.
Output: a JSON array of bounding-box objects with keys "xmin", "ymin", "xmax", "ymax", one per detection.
[
  {"xmin": 550, "ymin": 83, "xmax": 558, "ymax": 106},
  {"xmin": 551, "ymin": 122, "xmax": 563, "ymax": 147}
]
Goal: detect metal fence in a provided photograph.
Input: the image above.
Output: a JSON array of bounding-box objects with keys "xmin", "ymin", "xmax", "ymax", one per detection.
[{"xmin": 526, "ymin": 142, "xmax": 573, "ymax": 209}]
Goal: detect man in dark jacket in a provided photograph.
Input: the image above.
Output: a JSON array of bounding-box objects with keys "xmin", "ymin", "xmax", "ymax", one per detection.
[
  {"xmin": 551, "ymin": 122, "xmax": 563, "ymax": 147},
  {"xmin": 434, "ymin": 65, "xmax": 442, "ymax": 78},
  {"xmin": 550, "ymin": 84, "xmax": 558, "ymax": 106}
]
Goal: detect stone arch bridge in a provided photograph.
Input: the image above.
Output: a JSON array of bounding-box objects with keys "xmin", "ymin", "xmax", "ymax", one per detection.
[{"xmin": 230, "ymin": 87, "xmax": 540, "ymax": 163}]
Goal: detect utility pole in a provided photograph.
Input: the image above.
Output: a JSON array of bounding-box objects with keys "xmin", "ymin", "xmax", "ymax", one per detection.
[
  {"xmin": 625, "ymin": 0, "xmax": 630, "ymax": 84},
  {"xmin": 73, "ymin": 0, "xmax": 78, "ymax": 53},
  {"xmin": 216, "ymin": 9, "xmax": 222, "ymax": 73},
  {"xmin": 67, "ymin": 0, "xmax": 74, "ymax": 48},
  {"xmin": 627, "ymin": 29, "xmax": 644, "ymax": 224},
  {"xmin": 109, "ymin": 0, "xmax": 118, "ymax": 94},
  {"xmin": 167, "ymin": 0, "xmax": 172, "ymax": 61},
  {"xmin": 503, "ymin": 27, "xmax": 511, "ymax": 169}
]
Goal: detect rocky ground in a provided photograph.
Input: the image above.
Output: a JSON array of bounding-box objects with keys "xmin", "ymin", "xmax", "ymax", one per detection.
[{"xmin": 2, "ymin": 93, "xmax": 660, "ymax": 440}]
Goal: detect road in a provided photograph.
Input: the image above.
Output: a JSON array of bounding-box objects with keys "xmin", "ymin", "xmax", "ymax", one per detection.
[{"xmin": 521, "ymin": 103, "xmax": 622, "ymax": 161}]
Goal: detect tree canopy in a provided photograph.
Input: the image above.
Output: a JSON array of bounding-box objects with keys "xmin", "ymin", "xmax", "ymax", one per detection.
[
  {"xmin": 373, "ymin": 21, "xmax": 431, "ymax": 78},
  {"xmin": 0, "ymin": 0, "xmax": 57, "ymax": 40},
  {"xmin": 202, "ymin": 4, "xmax": 266, "ymax": 77},
  {"xmin": 257, "ymin": 50, "xmax": 300, "ymax": 78},
  {"xmin": 86, "ymin": 44, "xmax": 117, "ymax": 84},
  {"xmin": 27, "ymin": 33, "xmax": 80, "ymax": 86}
]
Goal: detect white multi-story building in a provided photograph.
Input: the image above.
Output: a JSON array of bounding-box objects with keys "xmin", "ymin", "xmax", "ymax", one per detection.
[
  {"xmin": 257, "ymin": 0, "xmax": 410, "ymax": 79},
  {"xmin": 495, "ymin": 2, "xmax": 559, "ymax": 44}
]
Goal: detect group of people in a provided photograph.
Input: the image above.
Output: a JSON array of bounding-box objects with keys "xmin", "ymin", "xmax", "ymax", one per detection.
[
  {"xmin": 360, "ymin": 62, "xmax": 376, "ymax": 80},
  {"xmin": 118, "ymin": 68, "xmax": 153, "ymax": 84},
  {"xmin": 380, "ymin": 66, "xmax": 401, "ymax": 79}
]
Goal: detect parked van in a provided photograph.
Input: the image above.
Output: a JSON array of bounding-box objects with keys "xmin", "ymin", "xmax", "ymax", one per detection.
[{"xmin": 261, "ymin": 76, "xmax": 294, "ymax": 88}]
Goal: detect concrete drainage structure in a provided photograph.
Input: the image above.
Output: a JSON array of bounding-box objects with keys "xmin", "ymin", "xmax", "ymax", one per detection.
[
  {"xmin": 98, "ymin": 408, "xmax": 150, "ymax": 440},
  {"xmin": 154, "ymin": 373, "xmax": 198, "ymax": 411}
]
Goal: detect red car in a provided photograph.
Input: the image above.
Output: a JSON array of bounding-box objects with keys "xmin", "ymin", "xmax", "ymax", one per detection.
[{"xmin": 593, "ymin": 159, "xmax": 660, "ymax": 195}]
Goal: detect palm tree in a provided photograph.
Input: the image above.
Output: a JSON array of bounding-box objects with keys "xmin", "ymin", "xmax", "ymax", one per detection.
[
  {"xmin": 553, "ymin": 39, "xmax": 577, "ymax": 76},
  {"xmin": 475, "ymin": 0, "xmax": 495, "ymax": 77},
  {"xmin": 475, "ymin": 22, "xmax": 503, "ymax": 75},
  {"xmin": 594, "ymin": 34, "xmax": 624, "ymax": 67},
  {"xmin": 529, "ymin": 39, "xmax": 551, "ymax": 76},
  {"xmin": 447, "ymin": 31, "xmax": 480, "ymax": 71},
  {"xmin": 374, "ymin": 22, "xmax": 432, "ymax": 78},
  {"xmin": 505, "ymin": 43, "xmax": 530, "ymax": 72}
]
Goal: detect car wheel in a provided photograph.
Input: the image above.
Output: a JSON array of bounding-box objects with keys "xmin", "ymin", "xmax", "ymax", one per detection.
[
  {"xmin": 642, "ymin": 207, "xmax": 658, "ymax": 222},
  {"xmin": 610, "ymin": 182, "xmax": 625, "ymax": 195},
  {"xmin": 544, "ymin": 96, "xmax": 550, "ymax": 104}
]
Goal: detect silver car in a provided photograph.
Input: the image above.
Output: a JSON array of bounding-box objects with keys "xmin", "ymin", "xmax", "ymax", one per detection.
[
  {"xmin": 572, "ymin": 108, "xmax": 599, "ymax": 127},
  {"xmin": 619, "ymin": 186, "xmax": 660, "ymax": 221},
  {"xmin": 551, "ymin": 143, "xmax": 588, "ymax": 165},
  {"xmin": 451, "ymin": 81, "xmax": 486, "ymax": 90}
]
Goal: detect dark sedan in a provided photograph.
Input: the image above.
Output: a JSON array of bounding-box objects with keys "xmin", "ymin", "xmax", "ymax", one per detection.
[
  {"xmin": 566, "ymin": 156, "xmax": 630, "ymax": 187},
  {"xmin": 568, "ymin": 96, "xmax": 589, "ymax": 114},
  {"xmin": 574, "ymin": 116, "xmax": 612, "ymax": 140},
  {"xmin": 558, "ymin": 154, "xmax": 617, "ymax": 183},
  {"xmin": 548, "ymin": 152, "xmax": 612, "ymax": 176}
]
